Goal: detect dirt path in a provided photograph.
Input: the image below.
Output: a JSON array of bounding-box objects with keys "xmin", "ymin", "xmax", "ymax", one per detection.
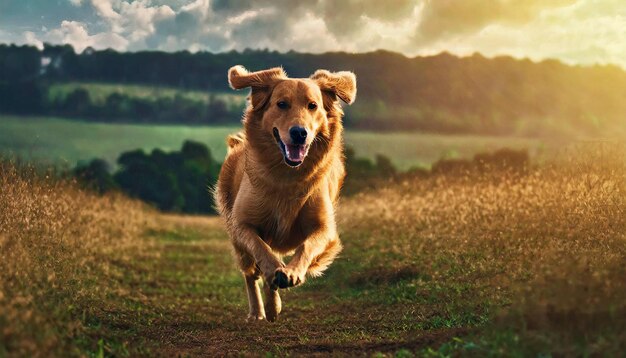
[{"xmin": 90, "ymin": 214, "xmax": 465, "ymax": 356}]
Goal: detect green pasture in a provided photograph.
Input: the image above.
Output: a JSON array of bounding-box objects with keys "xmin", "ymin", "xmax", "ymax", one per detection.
[
  {"xmin": 48, "ymin": 82, "xmax": 247, "ymax": 107},
  {"xmin": 0, "ymin": 116, "xmax": 550, "ymax": 170}
]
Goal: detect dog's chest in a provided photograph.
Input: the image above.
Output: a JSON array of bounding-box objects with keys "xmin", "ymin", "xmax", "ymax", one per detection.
[{"xmin": 257, "ymin": 198, "xmax": 307, "ymax": 251}]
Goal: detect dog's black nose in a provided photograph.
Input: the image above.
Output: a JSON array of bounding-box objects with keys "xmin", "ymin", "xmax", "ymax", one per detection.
[{"xmin": 289, "ymin": 126, "xmax": 307, "ymax": 145}]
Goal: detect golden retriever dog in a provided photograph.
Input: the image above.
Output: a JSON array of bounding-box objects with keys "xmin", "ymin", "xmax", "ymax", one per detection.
[{"xmin": 214, "ymin": 65, "xmax": 356, "ymax": 322}]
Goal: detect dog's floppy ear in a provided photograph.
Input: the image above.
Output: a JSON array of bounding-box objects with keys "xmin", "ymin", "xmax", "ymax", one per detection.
[
  {"xmin": 228, "ymin": 65, "xmax": 287, "ymax": 110},
  {"xmin": 310, "ymin": 70, "xmax": 357, "ymax": 106}
]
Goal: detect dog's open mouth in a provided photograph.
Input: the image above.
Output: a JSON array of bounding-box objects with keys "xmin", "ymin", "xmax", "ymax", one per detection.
[{"xmin": 273, "ymin": 128, "xmax": 309, "ymax": 167}]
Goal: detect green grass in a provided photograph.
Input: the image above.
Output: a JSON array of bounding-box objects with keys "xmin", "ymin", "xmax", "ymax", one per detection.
[
  {"xmin": 0, "ymin": 115, "xmax": 237, "ymax": 168},
  {"xmin": 0, "ymin": 115, "xmax": 550, "ymax": 170},
  {"xmin": 81, "ymin": 216, "xmax": 482, "ymax": 356},
  {"xmin": 48, "ymin": 82, "xmax": 247, "ymax": 108}
]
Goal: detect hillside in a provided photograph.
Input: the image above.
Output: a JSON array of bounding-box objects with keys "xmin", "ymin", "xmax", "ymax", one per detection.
[
  {"xmin": 2, "ymin": 45, "xmax": 626, "ymax": 136},
  {"xmin": 1, "ymin": 145, "xmax": 625, "ymax": 355}
]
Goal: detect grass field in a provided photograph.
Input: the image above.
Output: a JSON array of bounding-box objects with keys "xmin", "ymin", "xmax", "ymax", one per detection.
[
  {"xmin": 0, "ymin": 116, "xmax": 551, "ymax": 170},
  {"xmin": 48, "ymin": 82, "xmax": 248, "ymax": 108},
  {"xmin": 1, "ymin": 150, "xmax": 625, "ymax": 356}
]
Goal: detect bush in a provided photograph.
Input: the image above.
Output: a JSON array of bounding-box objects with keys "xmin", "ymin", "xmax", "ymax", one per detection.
[
  {"xmin": 431, "ymin": 148, "xmax": 529, "ymax": 176},
  {"xmin": 73, "ymin": 158, "xmax": 117, "ymax": 194},
  {"xmin": 110, "ymin": 141, "xmax": 219, "ymax": 214},
  {"xmin": 343, "ymin": 147, "xmax": 397, "ymax": 195},
  {"xmin": 48, "ymin": 89, "xmax": 240, "ymax": 125},
  {"xmin": 62, "ymin": 88, "xmax": 92, "ymax": 115}
]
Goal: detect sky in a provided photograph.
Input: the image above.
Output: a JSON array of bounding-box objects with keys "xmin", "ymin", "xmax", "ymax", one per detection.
[{"xmin": 0, "ymin": 0, "xmax": 625, "ymax": 68}]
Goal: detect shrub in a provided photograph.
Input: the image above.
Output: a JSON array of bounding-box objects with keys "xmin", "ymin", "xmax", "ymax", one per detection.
[
  {"xmin": 73, "ymin": 158, "xmax": 117, "ymax": 194},
  {"xmin": 62, "ymin": 88, "xmax": 92, "ymax": 115},
  {"xmin": 431, "ymin": 148, "xmax": 529, "ymax": 176},
  {"xmin": 112, "ymin": 141, "xmax": 219, "ymax": 214}
]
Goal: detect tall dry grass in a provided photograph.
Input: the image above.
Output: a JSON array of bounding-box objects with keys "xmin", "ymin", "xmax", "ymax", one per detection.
[
  {"xmin": 340, "ymin": 143, "xmax": 626, "ymax": 353},
  {"xmin": 0, "ymin": 161, "xmax": 150, "ymax": 356},
  {"xmin": 1, "ymin": 142, "xmax": 625, "ymax": 355}
]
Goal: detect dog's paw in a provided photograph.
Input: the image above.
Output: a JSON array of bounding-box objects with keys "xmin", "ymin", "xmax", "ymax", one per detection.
[
  {"xmin": 264, "ymin": 292, "xmax": 281, "ymax": 322},
  {"xmin": 272, "ymin": 267, "xmax": 305, "ymax": 289},
  {"xmin": 262, "ymin": 261, "xmax": 285, "ymax": 287},
  {"xmin": 265, "ymin": 309, "xmax": 279, "ymax": 322},
  {"xmin": 246, "ymin": 313, "xmax": 265, "ymax": 322}
]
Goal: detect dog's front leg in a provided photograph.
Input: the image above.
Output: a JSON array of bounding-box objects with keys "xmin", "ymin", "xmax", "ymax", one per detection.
[
  {"xmin": 273, "ymin": 227, "xmax": 334, "ymax": 289},
  {"xmin": 232, "ymin": 224, "xmax": 284, "ymax": 284}
]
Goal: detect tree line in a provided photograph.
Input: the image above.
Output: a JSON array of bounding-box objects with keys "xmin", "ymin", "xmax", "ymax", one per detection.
[
  {"xmin": 74, "ymin": 141, "xmax": 405, "ymax": 214},
  {"xmin": 50, "ymin": 87, "xmax": 239, "ymax": 124},
  {"xmin": 74, "ymin": 140, "xmax": 528, "ymax": 215},
  {"xmin": 2, "ymin": 43, "xmax": 626, "ymax": 135}
]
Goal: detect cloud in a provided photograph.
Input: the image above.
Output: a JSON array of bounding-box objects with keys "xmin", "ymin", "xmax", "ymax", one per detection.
[
  {"xmin": 45, "ymin": 20, "xmax": 128, "ymax": 52},
  {"xmin": 413, "ymin": 0, "xmax": 626, "ymax": 67},
  {"xmin": 321, "ymin": 0, "xmax": 418, "ymax": 39},
  {"xmin": 0, "ymin": 29, "xmax": 20, "ymax": 45},
  {"xmin": 207, "ymin": 0, "xmax": 418, "ymax": 42},
  {"xmin": 23, "ymin": 31, "xmax": 44, "ymax": 50},
  {"xmin": 89, "ymin": 0, "xmax": 175, "ymax": 43},
  {"xmin": 415, "ymin": 0, "xmax": 578, "ymax": 42},
  {"xmin": 144, "ymin": 0, "xmax": 422, "ymax": 53},
  {"xmin": 0, "ymin": 0, "xmax": 624, "ymax": 69},
  {"xmin": 91, "ymin": 0, "xmax": 121, "ymax": 22},
  {"xmin": 145, "ymin": 0, "xmax": 230, "ymax": 51}
]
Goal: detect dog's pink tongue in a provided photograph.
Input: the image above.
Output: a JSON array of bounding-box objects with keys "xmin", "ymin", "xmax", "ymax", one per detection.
[{"xmin": 286, "ymin": 145, "xmax": 305, "ymax": 162}]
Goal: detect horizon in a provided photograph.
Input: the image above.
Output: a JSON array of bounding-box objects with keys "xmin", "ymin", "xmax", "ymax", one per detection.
[
  {"xmin": 1, "ymin": 0, "xmax": 625, "ymax": 70},
  {"xmin": 6, "ymin": 42, "xmax": 626, "ymax": 74}
]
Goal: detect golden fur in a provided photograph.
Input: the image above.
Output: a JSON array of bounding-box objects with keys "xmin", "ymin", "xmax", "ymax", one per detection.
[{"xmin": 214, "ymin": 65, "xmax": 356, "ymax": 322}]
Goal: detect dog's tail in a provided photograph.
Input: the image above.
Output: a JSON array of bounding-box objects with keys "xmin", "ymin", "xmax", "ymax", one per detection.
[
  {"xmin": 307, "ymin": 239, "xmax": 343, "ymax": 278},
  {"xmin": 226, "ymin": 131, "xmax": 246, "ymax": 156}
]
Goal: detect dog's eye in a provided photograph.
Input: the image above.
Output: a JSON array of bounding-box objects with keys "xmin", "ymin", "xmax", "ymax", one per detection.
[
  {"xmin": 308, "ymin": 102, "xmax": 317, "ymax": 110},
  {"xmin": 277, "ymin": 101, "xmax": 288, "ymax": 109}
]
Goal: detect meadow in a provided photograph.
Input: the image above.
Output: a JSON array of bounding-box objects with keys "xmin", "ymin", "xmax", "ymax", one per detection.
[
  {"xmin": 48, "ymin": 82, "xmax": 247, "ymax": 108},
  {"xmin": 0, "ymin": 116, "xmax": 549, "ymax": 171},
  {"xmin": 1, "ymin": 144, "xmax": 624, "ymax": 356}
]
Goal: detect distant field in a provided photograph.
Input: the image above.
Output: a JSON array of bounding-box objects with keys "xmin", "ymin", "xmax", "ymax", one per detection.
[
  {"xmin": 0, "ymin": 116, "xmax": 551, "ymax": 170},
  {"xmin": 49, "ymin": 82, "xmax": 247, "ymax": 107}
]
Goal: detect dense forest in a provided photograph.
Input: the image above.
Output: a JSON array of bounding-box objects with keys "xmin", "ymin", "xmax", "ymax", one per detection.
[{"xmin": 2, "ymin": 44, "xmax": 626, "ymax": 136}]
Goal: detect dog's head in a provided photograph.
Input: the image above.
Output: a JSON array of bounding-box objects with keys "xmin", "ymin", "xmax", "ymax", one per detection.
[{"xmin": 228, "ymin": 65, "xmax": 356, "ymax": 168}]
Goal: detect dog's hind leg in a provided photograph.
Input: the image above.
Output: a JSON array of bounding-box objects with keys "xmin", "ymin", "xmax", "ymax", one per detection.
[
  {"xmin": 236, "ymin": 241, "xmax": 281, "ymax": 322},
  {"xmin": 235, "ymin": 248, "xmax": 266, "ymax": 321},
  {"xmin": 263, "ymin": 279, "xmax": 282, "ymax": 322},
  {"xmin": 244, "ymin": 267, "xmax": 265, "ymax": 321}
]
